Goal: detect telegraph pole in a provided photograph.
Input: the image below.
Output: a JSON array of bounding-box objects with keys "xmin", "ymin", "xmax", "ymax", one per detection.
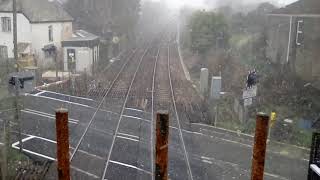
[{"xmin": 13, "ymin": 0, "xmax": 22, "ymax": 153}]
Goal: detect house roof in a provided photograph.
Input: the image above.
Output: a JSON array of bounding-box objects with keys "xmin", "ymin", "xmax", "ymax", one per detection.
[
  {"xmin": 270, "ymin": 0, "xmax": 320, "ymax": 15},
  {"xmin": 69, "ymin": 30, "xmax": 99, "ymax": 42},
  {"xmin": 0, "ymin": 0, "xmax": 73, "ymax": 23},
  {"xmin": 62, "ymin": 30, "xmax": 100, "ymax": 48}
]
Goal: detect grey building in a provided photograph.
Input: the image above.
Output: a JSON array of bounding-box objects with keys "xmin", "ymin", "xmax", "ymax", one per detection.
[{"xmin": 267, "ymin": 0, "xmax": 320, "ymax": 88}]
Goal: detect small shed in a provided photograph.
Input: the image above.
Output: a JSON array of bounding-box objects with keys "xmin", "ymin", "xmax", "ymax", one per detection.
[{"xmin": 62, "ymin": 30, "xmax": 99, "ymax": 75}]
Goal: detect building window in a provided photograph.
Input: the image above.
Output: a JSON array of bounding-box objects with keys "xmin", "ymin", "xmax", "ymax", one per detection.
[
  {"xmin": 1, "ymin": 17, "xmax": 11, "ymax": 32},
  {"xmin": 0, "ymin": 46, "xmax": 8, "ymax": 59},
  {"xmin": 296, "ymin": 20, "xmax": 304, "ymax": 46},
  {"xmin": 48, "ymin": 25, "xmax": 53, "ymax": 42},
  {"xmin": 67, "ymin": 49, "xmax": 76, "ymax": 72}
]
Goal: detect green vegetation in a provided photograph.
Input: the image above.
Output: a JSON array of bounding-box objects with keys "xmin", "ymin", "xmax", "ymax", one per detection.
[
  {"xmin": 181, "ymin": 2, "xmax": 316, "ymax": 148},
  {"xmin": 187, "ymin": 10, "xmax": 229, "ymax": 54}
]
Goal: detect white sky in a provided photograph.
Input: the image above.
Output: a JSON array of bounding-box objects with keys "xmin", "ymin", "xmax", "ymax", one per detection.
[{"xmin": 151, "ymin": 0, "xmax": 299, "ymax": 9}]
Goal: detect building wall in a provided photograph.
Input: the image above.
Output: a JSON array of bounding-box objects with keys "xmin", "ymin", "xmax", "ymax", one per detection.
[
  {"xmin": 295, "ymin": 18, "xmax": 320, "ymax": 84},
  {"xmin": 0, "ymin": 12, "xmax": 73, "ymax": 69},
  {"xmin": 31, "ymin": 21, "xmax": 72, "ymax": 64},
  {"xmin": 266, "ymin": 16, "xmax": 291, "ymax": 65},
  {"xmin": 63, "ymin": 46, "xmax": 97, "ymax": 75},
  {"xmin": 0, "ymin": 12, "xmax": 32, "ymax": 58},
  {"xmin": 78, "ymin": 47, "xmax": 92, "ymax": 73},
  {"xmin": 267, "ymin": 15, "xmax": 320, "ymax": 89}
]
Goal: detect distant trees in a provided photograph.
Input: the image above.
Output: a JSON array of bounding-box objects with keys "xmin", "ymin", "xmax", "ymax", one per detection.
[
  {"xmin": 65, "ymin": 0, "xmax": 141, "ymax": 39},
  {"xmin": 188, "ymin": 10, "xmax": 229, "ymax": 54}
]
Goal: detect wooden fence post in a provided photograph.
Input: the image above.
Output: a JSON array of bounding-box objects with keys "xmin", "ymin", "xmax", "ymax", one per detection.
[
  {"xmin": 251, "ymin": 112, "xmax": 270, "ymax": 180},
  {"xmin": 56, "ymin": 108, "xmax": 70, "ymax": 180},
  {"xmin": 155, "ymin": 111, "xmax": 169, "ymax": 180}
]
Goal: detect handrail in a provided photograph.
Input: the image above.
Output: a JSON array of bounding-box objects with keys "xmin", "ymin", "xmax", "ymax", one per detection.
[{"xmin": 310, "ymin": 164, "xmax": 320, "ymax": 177}]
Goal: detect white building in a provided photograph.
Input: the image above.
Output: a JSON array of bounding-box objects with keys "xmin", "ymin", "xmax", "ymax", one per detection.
[
  {"xmin": 62, "ymin": 30, "xmax": 100, "ymax": 75},
  {"xmin": 0, "ymin": 0, "xmax": 73, "ymax": 67}
]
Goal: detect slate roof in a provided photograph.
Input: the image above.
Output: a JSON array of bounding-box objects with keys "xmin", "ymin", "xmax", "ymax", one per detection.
[
  {"xmin": 69, "ymin": 30, "xmax": 99, "ymax": 42},
  {"xmin": 62, "ymin": 30, "xmax": 100, "ymax": 47},
  {"xmin": 271, "ymin": 0, "xmax": 320, "ymax": 15},
  {"xmin": 0, "ymin": 0, "xmax": 73, "ymax": 23}
]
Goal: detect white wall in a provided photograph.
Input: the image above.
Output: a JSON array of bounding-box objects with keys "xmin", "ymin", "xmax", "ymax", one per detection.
[
  {"xmin": 0, "ymin": 12, "xmax": 31, "ymax": 58},
  {"xmin": 31, "ymin": 22, "xmax": 72, "ymax": 63},
  {"xmin": 0, "ymin": 12, "xmax": 72, "ymax": 67},
  {"xmin": 63, "ymin": 46, "xmax": 98, "ymax": 75}
]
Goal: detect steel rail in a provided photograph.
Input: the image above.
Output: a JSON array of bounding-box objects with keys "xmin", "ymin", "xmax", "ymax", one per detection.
[
  {"xmin": 151, "ymin": 47, "xmax": 160, "ymax": 179},
  {"xmin": 88, "ymin": 49, "xmax": 136, "ymax": 98},
  {"xmin": 167, "ymin": 45, "xmax": 194, "ymax": 180},
  {"xmin": 70, "ymin": 49, "xmax": 138, "ymax": 161},
  {"xmin": 101, "ymin": 48, "xmax": 149, "ymax": 180}
]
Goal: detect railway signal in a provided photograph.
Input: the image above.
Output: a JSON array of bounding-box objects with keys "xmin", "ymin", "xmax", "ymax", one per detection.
[{"xmin": 246, "ymin": 70, "xmax": 258, "ymax": 89}]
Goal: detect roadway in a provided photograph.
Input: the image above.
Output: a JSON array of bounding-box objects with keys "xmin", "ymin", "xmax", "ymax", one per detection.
[
  {"xmin": 9, "ymin": 88, "xmax": 308, "ymax": 180},
  {"xmin": 2, "ymin": 43, "xmax": 309, "ymax": 180}
]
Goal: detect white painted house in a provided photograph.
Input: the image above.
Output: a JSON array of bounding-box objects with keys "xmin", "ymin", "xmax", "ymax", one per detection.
[{"xmin": 0, "ymin": 0, "xmax": 73, "ymax": 67}]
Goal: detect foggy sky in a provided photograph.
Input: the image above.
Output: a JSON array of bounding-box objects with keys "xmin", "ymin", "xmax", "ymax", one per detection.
[
  {"xmin": 207, "ymin": 0, "xmax": 299, "ymax": 7},
  {"xmin": 149, "ymin": 0, "xmax": 299, "ymax": 9}
]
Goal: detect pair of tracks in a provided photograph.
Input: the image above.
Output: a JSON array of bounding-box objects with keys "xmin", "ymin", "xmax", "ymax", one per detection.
[{"xmin": 70, "ymin": 33, "xmax": 194, "ymax": 180}]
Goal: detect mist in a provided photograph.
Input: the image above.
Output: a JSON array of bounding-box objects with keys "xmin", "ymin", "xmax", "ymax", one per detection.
[{"xmin": 205, "ymin": 0, "xmax": 298, "ymax": 8}]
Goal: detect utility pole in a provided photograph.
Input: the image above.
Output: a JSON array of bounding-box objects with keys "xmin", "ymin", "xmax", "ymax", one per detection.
[
  {"xmin": 107, "ymin": 0, "xmax": 113, "ymax": 59},
  {"xmin": 13, "ymin": 0, "xmax": 22, "ymax": 153},
  {"xmin": 1, "ymin": 119, "xmax": 8, "ymax": 179},
  {"xmin": 55, "ymin": 50, "xmax": 59, "ymax": 81}
]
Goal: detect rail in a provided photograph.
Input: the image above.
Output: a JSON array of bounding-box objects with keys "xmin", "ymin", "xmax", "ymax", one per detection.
[
  {"xmin": 310, "ymin": 164, "xmax": 320, "ymax": 177},
  {"xmin": 167, "ymin": 45, "xmax": 194, "ymax": 180},
  {"xmin": 101, "ymin": 48, "xmax": 149, "ymax": 179},
  {"xmin": 70, "ymin": 49, "xmax": 138, "ymax": 161},
  {"xmin": 151, "ymin": 48, "xmax": 160, "ymax": 178}
]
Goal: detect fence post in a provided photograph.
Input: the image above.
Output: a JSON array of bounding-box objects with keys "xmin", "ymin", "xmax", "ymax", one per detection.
[
  {"xmin": 155, "ymin": 111, "xmax": 169, "ymax": 180},
  {"xmin": 251, "ymin": 112, "xmax": 270, "ymax": 180},
  {"xmin": 56, "ymin": 108, "xmax": 70, "ymax": 180}
]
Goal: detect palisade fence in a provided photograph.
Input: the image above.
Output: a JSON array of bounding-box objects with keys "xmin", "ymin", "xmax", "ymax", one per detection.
[{"xmin": 42, "ymin": 73, "xmax": 92, "ymax": 98}]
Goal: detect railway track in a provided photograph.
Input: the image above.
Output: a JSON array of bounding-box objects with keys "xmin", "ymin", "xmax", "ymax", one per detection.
[
  {"xmin": 70, "ymin": 47, "xmax": 147, "ymax": 162},
  {"xmin": 87, "ymin": 49, "xmax": 137, "ymax": 98},
  {"xmin": 65, "ymin": 21, "xmax": 201, "ymax": 179},
  {"xmin": 152, "ymin": 42, "xmax": 194, "ymax": 180},
  {"xmin": 67, "ymin": 37, "xmax": 161, "ymax": 178},
  {"xmin": 100, "ymin": 47, "xmax": 156, "ymax": 179}
]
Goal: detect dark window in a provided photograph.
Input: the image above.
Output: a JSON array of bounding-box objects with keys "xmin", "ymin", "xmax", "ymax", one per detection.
[
  {"xmin": 296, "ymin": 19, "xmax": 304, "ymax": 46},
  {"xmin": 0, "ymin": 46, "xmax": 8, "ymax": 59},
  {"xmin": 67, "ymin": 49, "xmax": 76, "ymax": 72},
  {"xmin": 48, "ymin": 25, "xmax": 53, "ymax": 42},
  {"xmin": 1, "ymin": 17, "xmax": 11, "ymax": 32}
]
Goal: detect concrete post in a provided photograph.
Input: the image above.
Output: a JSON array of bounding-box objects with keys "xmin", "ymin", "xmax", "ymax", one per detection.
[
  {"xmin": 56, "ymin": 108, "xmax": 70, "ymax": 180},
  {"xmin": 251, "ymin": 113, "xmax": 270, "ymax": 180},
  {"xmin": 200, "ymin": 68, "xmax": 209, "ymax": 95},
  {"xmin": 155, "ymin": 111, "xmax": 169, "ymax": 180},
  {"xmin": 210, "ymin": 76, "xmax": 221, "ymax": 100}
]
